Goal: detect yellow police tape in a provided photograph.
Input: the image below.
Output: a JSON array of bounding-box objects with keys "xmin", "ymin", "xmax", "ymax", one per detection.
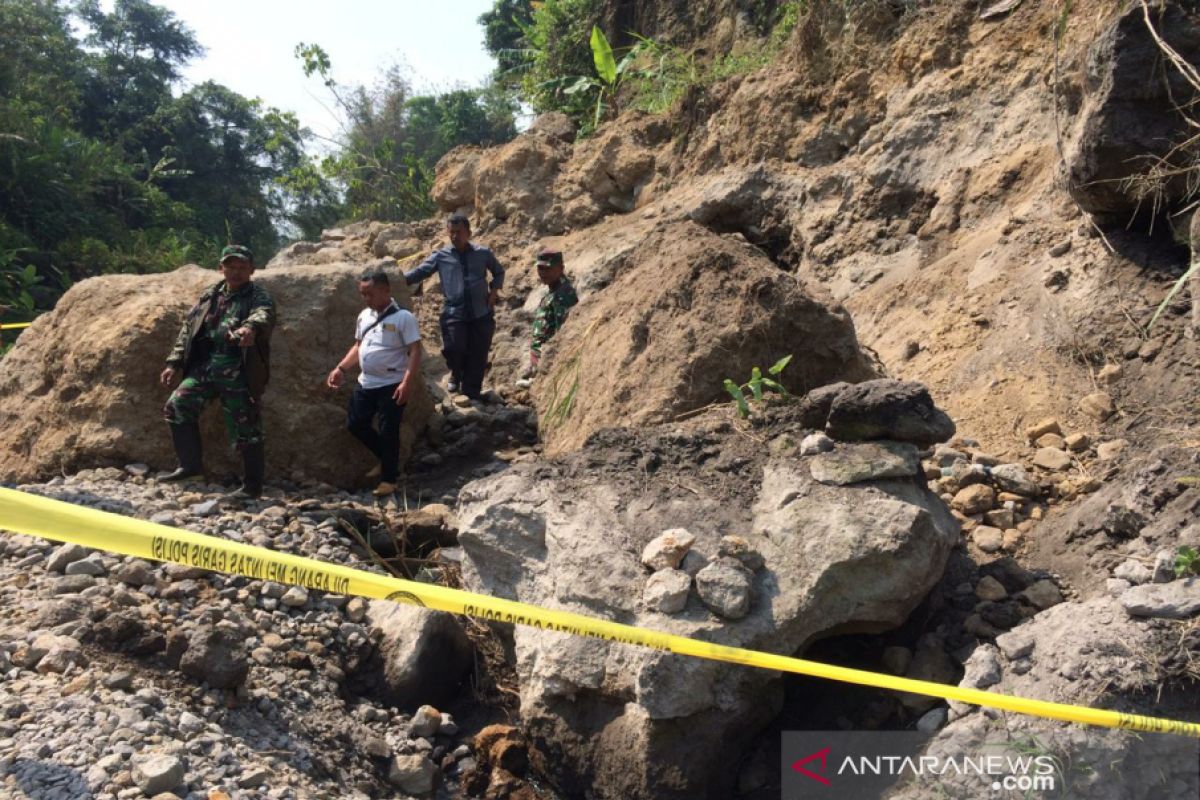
[
  {"xmin": 0, "ymin": 323, "xmax": 31, "ymax": 330},
  {"xmin": 1, "ymin": 486, "xmax": 1197, "ymax": 738}
]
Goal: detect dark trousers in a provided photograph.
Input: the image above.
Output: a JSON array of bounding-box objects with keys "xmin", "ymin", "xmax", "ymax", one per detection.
[
  {"xmin": 440, "ymin": 312, "xmax": 495, "ymax": 398},
  {"xmin": 347, "ymin": 383, "xmax": 405, "ymax": 482}
]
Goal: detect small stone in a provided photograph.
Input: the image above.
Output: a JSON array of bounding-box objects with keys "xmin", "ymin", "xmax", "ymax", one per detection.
[
  {"xmin": 65, "ymin": 558, "xmax": 106, "ymax": 577},
  {"xmin": 409, "ymin": 705, "xmax": 442, "ymax": 739},
  {"xmin": 1021, "ymin": 579, "xmax": 1063, "ymax": 610},
  {"xmin": 191, "ymin": 500, "xmax": 220, "ymax": 517},
  {"xmin": 1138, "ymin": 339, "xmax": 1163, "ymax": 361},
  {"xmin": 990, "ymin": 464, "xmax": 1039, "ymax": 496},
  {"xmin": 809, "ymin": 441, "xmax": 920, "ymax": 485},
  {"xmin": 1152, "ymin": 550, "xmax": 1177, "ymax": 584},
  {"xmin": 641, "ymin": 529, "xmax": 696, "ymax": 571},
  {"xmin": 717, "ymin": 535, "xmax": 764, "ymax": 571},
  {"xmin": 1024, "ymin": 418, "xmax": 1062, "ymax": 441},
  {"xmin": 1096, "ymin": 439, "xmax": 1128, "ymax": 461},
  {"xmin": 346, "ymin": 597, "xmax": 367, "ymax": 623},
  {"xmin": 388, "ymin": 754, "xmax": 437, "ymax": 795},
  {"xmin": 237, "ymin": 767, "xmax": 271, "ymax": 789},
  {"xmin": 438, "ymin": 713, "xmax": 459, "ymax": 737},
  {"xmin": 902, "ymin": 341, "xmax": 921, "ymax": 360},
  {"xmin": 952, "ymin": 484, "xmax": 995, "ymax": 515},
  {"xmin": 975, "ymin": 576, "xmax": 1007, "ymax": 601},
  {"xmin": 47, "ymin": 543, "xmax": 88, "ymax": 573},
  {"xmin": 113, "ymin": 559, "xmax": 156, "ymax": 587},
  {"xmin": 1080, "ymin": 392, "xmax": 1116, "ymax": 422},
  {"xmin": 1106, "ymin": 578, "xmax": 1132, "ymax": 596},
  {"xmin": 131, "ymin": 753, "xmax": 185, "ymax": 796},
  {"xmin": 281, "ymin": 586, "xmax": 309, "ymax": 608},
  {"xmin": 962, "ymin": 645, "xmax": 1002, "ymax": 689},
  {"xmin": 1097, "ymin": 364, "xmax": 1123, "ymax": 384},
  {"xmin": 996, "ymin": 631, "xmax": 1034, "ymax": 660},
  {"xmin": 643, "ymin": 568, "xmax": 692, "ymax": 614},
  {"xmin": 799, "ymin": 433, "xmax": 834, "ymax": 455},
  {"xmin": 983, "ymin": 508, "xmax": 1015, "ymax": 530},
  {"xmin": 1064, "ymin": 432, "xmax": 1091, "ymax": 452},
  {"xmin": 1035, "ymin": 432, "xmax": 1066, "ymax": 449},
  {"xmin": 1114, "ymin": 559, "xmax": 1153, "ymax": 585},
  {"xmin": 679, "ymin": 549, "xmax": 707, "ymax": 577},
  {"xmin": 1048, "ymin": 241, "xmax": 1072, "ymax": 257},
  {"xmin": 1001, "ymin": 529, "xmax": 1023, "ymax": 552},
  {"xmin": 695, "ymin": 557, "xmax": 753, "ymax": 620},
  {"xmin": 125, "ymin": 463, "xmax": 151, "ymax": 477},
  {"xmin": 1031, "ymin": 447, "xmax": 1071, "ymax": 471},
  {"xmin": 972, "ymin": 526, "xmax": 1003, "ymax": 553}
]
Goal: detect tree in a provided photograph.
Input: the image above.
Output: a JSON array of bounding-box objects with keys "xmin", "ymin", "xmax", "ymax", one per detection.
[{"xmin": 479, "ymin": 0, "xmax": 535, "ymax": 83}]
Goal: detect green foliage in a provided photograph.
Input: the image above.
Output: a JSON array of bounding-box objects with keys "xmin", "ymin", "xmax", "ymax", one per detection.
[
  {"xmin": 295, "ymin": 45, "xmax": 517, "ymax": 223},
  {"xmin": 724, "ymin": 355, "xmax": 793, "ymax": 419},
  {"xmin": 517, "ymin": 0, "xmax": 604, "ymax": 124},
  {"xmin": 1175, "ymin": 545, "xmax": 1200, "ymax": 578},
  {"xmin": 479, "ymin": 0, "xmax": 536, "ymax": 84},
  {"xmin": 1147, "ymin": 260, "xmax": 1198, "ymax": 333},
  {"xmin": 0, "ymin": 0, "xmax": 322, "ymax": 318}
]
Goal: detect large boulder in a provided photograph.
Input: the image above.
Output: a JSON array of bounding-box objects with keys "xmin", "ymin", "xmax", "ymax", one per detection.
[
  {"xmin": 456, "ymin": 422, "xmax": 958, "ymax": 799},
  {"xmin": 0, "ymin": 263, "xmax": 434, "ymax": 486},
  {"xmin": 355, "ymin": 600, "xmax": 474, "ymax": 710},
  {"xmin": 532, "ymin": 220, "xmax": 878, "ymax": 455},
  {"xmin": 1064, "ymin": 1, "xmax": 1200, "ymax": 224}
]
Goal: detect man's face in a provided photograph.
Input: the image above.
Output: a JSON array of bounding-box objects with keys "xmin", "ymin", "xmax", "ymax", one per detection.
[
  {"xmin": 358, "ymin": 280, "xmax": 392, "ymax": 312},
  {"xmin": 220, "ymin": 257, "xmax": 254, "ymax": 290},
  {"xmin": 537, "ymin": 262, "xmax": 564, "ymax": 286},
  {"xmin": 447, "ymin": 222, "xmax": 470, "ymax": 250}
]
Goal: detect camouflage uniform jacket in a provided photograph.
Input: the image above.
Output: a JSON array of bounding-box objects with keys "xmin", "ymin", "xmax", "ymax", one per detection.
[
  {"xmin": 166, "ymin": 281, "xmax": 276, "ymax": 396},
  {"xmin": 530, "ymin": 277, "xmax": 578, "ymax": 356}
]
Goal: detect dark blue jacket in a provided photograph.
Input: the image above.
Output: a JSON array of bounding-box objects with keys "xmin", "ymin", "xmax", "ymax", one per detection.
[{"xmin": 404, "ymin": 243, "xmax": 505, "ymax": 321}]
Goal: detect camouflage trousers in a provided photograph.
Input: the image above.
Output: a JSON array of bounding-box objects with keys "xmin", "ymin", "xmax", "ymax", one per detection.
[{"xmin": 163, "ymin": 355, "xmax": 263, "ymax": 449}]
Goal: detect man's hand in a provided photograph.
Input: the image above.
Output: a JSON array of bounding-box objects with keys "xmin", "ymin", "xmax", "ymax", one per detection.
[
  {"xmin": 230, "ymin": 326, "xmax": 256, "ymax": 347},
  {"xmin": 160, "ymin": 366, "xmax": 180, "ymax": 390},
  {"xmin": 326, "ymin": 366, "xmax": 344, "ymax": 389},
  {"xmin": 393, "ymin": 380, "xmax": 411, "ymax": 405},
  {"xmin": 487, "ymin": 288, "xmax": 499, "ymax": 309}
]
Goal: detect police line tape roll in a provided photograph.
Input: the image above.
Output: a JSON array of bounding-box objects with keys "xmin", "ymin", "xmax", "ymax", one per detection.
[
  {"xmin": 1, "ymin": 486, "xmax": 1197, "ymax": 738},
  {"xmin": 0, "ymin": 323, "xmax": 30, "ymax": 330}
]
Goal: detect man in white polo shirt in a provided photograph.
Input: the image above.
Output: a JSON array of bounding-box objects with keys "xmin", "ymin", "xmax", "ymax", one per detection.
[{"xmin": 326, "ymin": 269, "xmax": 423, "ymax": 496}]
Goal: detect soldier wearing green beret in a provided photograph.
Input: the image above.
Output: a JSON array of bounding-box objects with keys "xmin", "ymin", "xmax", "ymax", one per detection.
[{"xmin": 159, "ymin": 245, "xmax": 276, "ymax": 500}]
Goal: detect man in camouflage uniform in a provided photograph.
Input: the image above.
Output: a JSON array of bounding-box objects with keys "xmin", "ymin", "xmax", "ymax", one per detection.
[
  {"xmin": 159, "ymin": 244, "xmax": 276, "ymax": 499},
  {"xmin": 523, "ymin": 249, "xmax": 578, "ymax": 379}
]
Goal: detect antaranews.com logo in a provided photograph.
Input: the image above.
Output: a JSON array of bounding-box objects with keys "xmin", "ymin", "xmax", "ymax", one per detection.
[{"xmin": 781, "ymin": 730, "xmax": 1199, "ymax": 799}]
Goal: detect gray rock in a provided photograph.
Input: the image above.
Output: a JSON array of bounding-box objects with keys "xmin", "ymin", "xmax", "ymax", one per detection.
[
  {"xmin": 237, "ymin": 767, "xmax": 271, "ymax": 789},
  {"xmin": 191, "ymin": 500, "xmax": 220, "ymax": 517},
  {"xmin": 989, "ymin": 464, "xmax": 1039, "ymax": 496},
  {"xmin": 64, "ymin": 557, "xmax": 106, "ymax": 577},
  {"xmin": 972, "ymin": 526, "xmax": 1003, "ymax": 553},
  {"xmin": 809, "ymin": 441, "xmax": 921, "ymax": 485},
  {"xmin": 975, "ymin": 576, "xmax": 1007, "ymax": 601},
  {"xmin": 409, "ymin": 705, "xmax": 442, "ymax": 739},
  {"xmin": 1113, "ymin": 559, "xmax": 1153, "ymax": 585},
  {"xmin": 643, "ymin": 568, "xmax": 692, "ymax": 614},
  {"xmin": 179, "ymin": 627, "xmax": 248, "ymax": 689},
  {"xmin": 1031, "ymin": 447, "xmax": 1071, "ymax": 471},
  {"xmin": 1021, "ymin": 579, "xmax": 1064, "ymax": 610},
  {"xmin": 695, "ymin": 557, "xmax": 753, "ymax": 619},
  {"xmin": 124, "ymin": 462, "xmax": 151, "ymax": 476},
  {"xmin": 717, "ymin": 535, "xmax": 764, "ymax": 571},
  {"xmin": 1079, "ymin": 392, "xmax": 1116, "ymax": 422},
  {"xmin": 961, "ymin": 644, "xmax": 1002, "ymax": 689},
  {"xmin": 641, "ymin": 529, "xmax": 696, "ymax": 571},
  {"xmin": 799, "ymin": 433, "xmax": 834, "ymax": 455},
  {"xmin": 995, "ymin": 630, "xmax": 1035, "ymax": 660},
  {"xmin": 46, "ymin": 543, "xmax": 88, "ymax": 573},
  {"xmin": 364, "ymin": 600, "xmax": 473, "ymax": 709},
  {"xmin": 113, "ymin": 559, "xmax": 156, "ymax": 587},
  {"xmin": 388, "ymin": 753, "xmax": 437, "ymax": 795},
  {"xmin": 281, "ymin": 586, "xmax": 309, "ymax": 608},
  {"xmin": 1120, "ymin": 578, "xmax": 1200, "ymax": 619},
  {"xmin": 823, "ymin": 379, "xmax": 956, "ymax": 446},
  {"xmin": 679, "ymin": 549, "xmax": 707, "ymax": 577},
  {"xmin": 131, "ymin": 753, "xmax": 185, "ymax": 795}
]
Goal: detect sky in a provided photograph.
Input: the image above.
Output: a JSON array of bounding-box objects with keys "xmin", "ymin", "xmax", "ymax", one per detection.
[{"xmin": 132, "ymin": 0, "xmax": 500, "ymax": 143}]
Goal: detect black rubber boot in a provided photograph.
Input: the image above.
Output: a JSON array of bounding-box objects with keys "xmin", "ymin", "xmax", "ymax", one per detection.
[
  {"xmin": 226, "ymin": 443, "xmax": 265, "ymax": 500},
  {"xmin": 160, "ymin": 423, "xmax": 203, "ymax": 482}
]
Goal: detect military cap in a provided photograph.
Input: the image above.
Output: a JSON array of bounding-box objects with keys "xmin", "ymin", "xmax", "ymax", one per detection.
[
  {"xmin": 220, "ymin": 244, "xmax": 254, "ymax": 264},
  {"xmin": 535, "ymin": 250, "xmax": 564, "ymax": 268}
]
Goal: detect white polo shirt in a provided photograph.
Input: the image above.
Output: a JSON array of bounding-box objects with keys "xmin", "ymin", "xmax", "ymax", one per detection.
[{"xmin": 355, "ymin": 302, "xmax": 421, "ymax": 389}]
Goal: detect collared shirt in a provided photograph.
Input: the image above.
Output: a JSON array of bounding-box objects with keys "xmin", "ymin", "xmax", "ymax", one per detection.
[
  {"xmin": 404, "ymin": 242, "xmax": 505, "ymax": 321},
  {"xmin": 355, "ymin": 302, "xmax": 421, "ymax": 390}
]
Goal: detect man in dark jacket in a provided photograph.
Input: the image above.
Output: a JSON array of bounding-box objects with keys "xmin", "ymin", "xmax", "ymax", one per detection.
[
  {"xmin": 404, "ymin": 214, "xmax": 504, "ymax": 400},
  {"xmin": 159, "ymin": 245, "xmax": 276, "ymax": 499}
]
